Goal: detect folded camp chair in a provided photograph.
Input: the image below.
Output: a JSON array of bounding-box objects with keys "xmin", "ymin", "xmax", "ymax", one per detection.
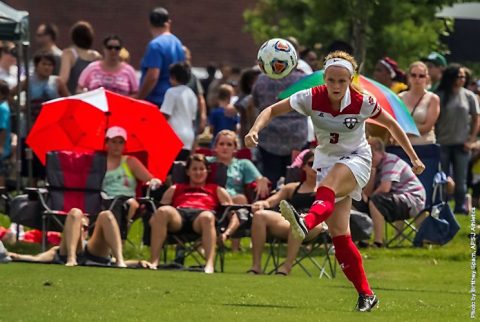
[
  {"xmin": 158, "ymin": 161, "xmax": 250, "ymax": 272},
  {"xmin": 263, "ymin": 166, "xmax": 336, "ymax": 278},
  {"xmin": 384, "ymin": 144, "xmax": 446, "ymax": 247},
  {"xmin": 9, "ymin": 151, "xmax": 106, "ymax": 251}
]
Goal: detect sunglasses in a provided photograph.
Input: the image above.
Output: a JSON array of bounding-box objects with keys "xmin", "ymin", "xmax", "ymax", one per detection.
[
  {"xmin": 410, "ymin": 73, "xmax": 426, "ymax": 79},
  {"xmin": 307, "ymin": 161, "xmax": 314, "ymax": 167},
  {"xmin": 457, "ymin": 75, "xmax": 466, "ymax": 79},
  {"xmin": 105, "ymin": 45, "xmax": 121, "ymax": 51}
]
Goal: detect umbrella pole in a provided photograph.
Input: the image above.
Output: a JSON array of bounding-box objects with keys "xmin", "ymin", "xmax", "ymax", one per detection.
[
  {"xmin": 22, "ymin": 42, "xmax": 33, "ymax": 187},
  {"xmin": 14, "ymin": 41, "xmax": 22, "ymax": 193}
]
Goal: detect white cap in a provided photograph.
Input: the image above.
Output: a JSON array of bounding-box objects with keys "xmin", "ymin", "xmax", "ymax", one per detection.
[{"xmin": 105, "ymin": 126, "xmax": 127, "ymax": 140}]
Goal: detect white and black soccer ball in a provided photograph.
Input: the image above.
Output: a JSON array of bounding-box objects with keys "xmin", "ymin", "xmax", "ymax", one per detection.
[{"xmin": 257, "ymin": 38, "xmax": 298, "ymax": 80}]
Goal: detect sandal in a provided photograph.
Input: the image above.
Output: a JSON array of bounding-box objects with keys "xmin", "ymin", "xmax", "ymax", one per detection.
[
  {"xmin": 246, "ymin": 269, "xmax": 261, "ymax": 275},
  {"xmin": 275, "ymin": 271, "xmax": 288, "ymax": 276}
]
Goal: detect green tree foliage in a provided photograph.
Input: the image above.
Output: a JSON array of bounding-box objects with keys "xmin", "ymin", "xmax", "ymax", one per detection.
[{"xmin": 244, "ymin": 0, "xmax": 463, "ymax": 72}]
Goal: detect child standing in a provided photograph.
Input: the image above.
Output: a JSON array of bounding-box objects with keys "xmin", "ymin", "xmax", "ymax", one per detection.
[
  {"xmin": 160, "ymin": 62, "xmax": 198, "ymax": 161},
  {"xmin": 208, "ymin": 84, "xmax": 239, "ymax": 140}
]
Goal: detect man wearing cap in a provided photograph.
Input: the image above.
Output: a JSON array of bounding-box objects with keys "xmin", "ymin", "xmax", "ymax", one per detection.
[
  {"xmin": 138, "ymin": 7, "xmax": 185, "ymax": 108},
  {"xmin": 422, "ymin": 52, "xmax": 447, "ymax": 92}
]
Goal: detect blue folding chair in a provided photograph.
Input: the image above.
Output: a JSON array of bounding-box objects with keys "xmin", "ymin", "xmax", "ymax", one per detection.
[{"xmin": 384, "ymin": 144, "xmax": 447, "ymax": 247}]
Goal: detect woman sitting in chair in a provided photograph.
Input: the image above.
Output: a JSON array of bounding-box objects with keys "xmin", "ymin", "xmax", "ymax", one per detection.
[
  {"xmin": 149, "ymin": 154, "xmax": 232, "ymax": 273},
  {"xmin": 247, "ymin": 150, "xmax": 327, "ymax": 275},
  {"xmin": 8, "ymin": 208, "xmax": 128, "ymax": 267},
  {"xmin": 103, "ymin": 126, "xmax": 161, "ymax": 225},
  {"xmin": 207, "ymin": 130, "xmax": 270, "ymax": 247}
]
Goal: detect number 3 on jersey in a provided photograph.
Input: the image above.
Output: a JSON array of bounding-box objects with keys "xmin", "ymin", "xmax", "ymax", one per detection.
[{"xmin": 329, "ymin": 132, "xmax": 339, "ymax": 144}]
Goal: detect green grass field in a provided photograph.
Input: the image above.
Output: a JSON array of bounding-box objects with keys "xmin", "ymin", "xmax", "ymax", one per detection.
[{"xmin": 0, "ymin": 214, "xmax": 477, "ymax": 321}]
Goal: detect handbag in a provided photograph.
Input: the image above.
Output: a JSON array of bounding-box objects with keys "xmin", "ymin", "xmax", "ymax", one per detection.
[{"xmin": 413, "ymin": 202, "xmax": 460, "ymax": 246}]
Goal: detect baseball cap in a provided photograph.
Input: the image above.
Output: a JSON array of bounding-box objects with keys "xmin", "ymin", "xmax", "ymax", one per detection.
[
  {"xmin": 105, "ymin": 126, "xmax": 127, "ymax": 140},
  {"xmin": 422, "ymin": 52, "xmax": 447, "ymax": 67}
]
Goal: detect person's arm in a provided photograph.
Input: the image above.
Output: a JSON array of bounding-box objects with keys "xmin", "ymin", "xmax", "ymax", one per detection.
[
  {"xmin": 197, "ymin": 95, "xmax": 207, "ymax": 134},
  {"xmin": 127, "ymin": 64, "xmax": 139, "ymax": 97},
  {"xmin": 160, "ymin": 185, "xmax": 175, "ymax": 205},
  {"xmin": 416, "ymin": 94, "xmax": 440, "ymax": 134},
  {"xmin": 372, "ymin": 181, "xmax": 392, "ymax": 195},
  {"xmin": 57, "ymin": 78, "xmax": 70, "ymax": 97},
  {"xmin": 253, "ymin": 182, "xmax": 296, "ymax": 212},
  {"xmin": 137, "ymin": 68, "xmax": 160, "ymax": 100},
  {"xmin": 363, "ymin": 167, "xmax": 377, "ymax": 198},
  {"xmin": 0, "ymin": 129, "xmax": 5, "ymax": 156},
  {"xmin": 59, "ymin": 48, "xmax": 74, "ymax": 86},
  {"xmin": 217, "ymin": 186, "xmax": 233, "ymax": 206},
  {"xmin": 241, "ymin": 159, "xmax": 270, "ymax": 198},
  {"xmin": 464, "ymin": 91, "xmax": 480, "ymax": 151},
  {"xmin": 466, "ymin": 115, "xmax": 479, "ymax": 151},
  {"xmin": 373, "ymin": 110, "xmax": 425, "ymax": 175},
  {"xmin": 245, "ymin": 99, "xmax": 293, "ymax": 148},
  {"xmin": 126, "ymin": 156, "xmax": 161, "ymax": 187}
]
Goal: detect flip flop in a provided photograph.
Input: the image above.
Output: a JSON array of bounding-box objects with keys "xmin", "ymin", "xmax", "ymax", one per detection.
[
  {"xmin": 246, "ymin": 269, "xmax": 260, "ymax": 275},
  {"xmin": 275, "ymin": 271, "xmax": 288, "ymax": 276}
]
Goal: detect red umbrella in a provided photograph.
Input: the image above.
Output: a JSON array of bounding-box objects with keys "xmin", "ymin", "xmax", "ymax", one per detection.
[{"xmin": 26, "ymin": 88, "xmax": 183, "ymax": 181}]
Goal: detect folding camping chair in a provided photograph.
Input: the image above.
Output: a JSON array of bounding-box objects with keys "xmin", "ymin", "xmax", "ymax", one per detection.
[
  {"xmin": 9, "ymin": 151, "xmax": 106, "ymax": 251},
  {"xmin": 262, "ymin": 166, "xmax": 337, "ymax": 278},
  {"xmin": 157, "ymin": 161, "xmax": 250, "ymax": 272},
  {"xmin": 384, "ymin": 144, "xmax": 446, "ymax": 247}
]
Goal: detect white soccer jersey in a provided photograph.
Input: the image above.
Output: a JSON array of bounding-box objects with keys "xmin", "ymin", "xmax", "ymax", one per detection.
[{"xmin": 290, "ymin": 85, "xmax": 382, "ymax": 169}]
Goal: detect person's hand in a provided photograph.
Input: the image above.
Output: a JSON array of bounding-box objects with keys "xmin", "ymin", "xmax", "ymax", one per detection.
[
  {"xmin": 245, "ymin": 131, "xmax": 258, "ymax": 148},
  {"xmin": 252, "ymin": 200, "xmax": 269, "ymax": 213},
  {"xmin": 255, "ymin": 177, "xmax": 271, "ymax": 199},
  {"xmin": 464, "ymin": 141, "xmax": 474, "ymax": 152},
  {"xmin": 148, "ymin": 178, "xmax": 162, "ymax": 190},
  {"xmin": 224, "ymin": 104, "xmax": 238, "ymax": 117},
  {"xmin": 411, "ymin": 158, "xmax": 425, "ymax": 175}
]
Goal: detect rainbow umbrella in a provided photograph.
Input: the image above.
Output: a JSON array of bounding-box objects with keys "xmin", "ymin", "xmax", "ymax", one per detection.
[{"xmin": 279, "ymin": 70, "xmax": 419, "ymax": 136}]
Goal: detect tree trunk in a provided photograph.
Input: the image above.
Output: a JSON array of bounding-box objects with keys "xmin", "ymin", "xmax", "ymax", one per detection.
[{"xmin": 350, "ymin": 0, "xmax": 370, "ymax": 73}]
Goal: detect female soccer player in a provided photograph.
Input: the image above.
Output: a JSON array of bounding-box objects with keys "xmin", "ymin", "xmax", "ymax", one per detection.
[{"xmin": 245, "ymin": 51, "xmax": 425, "ymax": 312}]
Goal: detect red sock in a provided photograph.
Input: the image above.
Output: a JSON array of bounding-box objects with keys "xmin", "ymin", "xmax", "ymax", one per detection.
[
  {"xmin": 333, "ymin": 235, "xmax": 373, "ymax": 295},
  {"xmin": 304, "ymin": 186, "xmax": 335, "ymax": 230}
]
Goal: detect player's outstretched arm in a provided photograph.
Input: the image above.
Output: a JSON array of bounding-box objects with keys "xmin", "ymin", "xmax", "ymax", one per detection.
[
  {"xmin": 374, "ymin": 110, "xmax": 425, "ymax": 175},
  {"xmin": 245, "ymin": 99, "xmax": 293, "ymax": 148}
]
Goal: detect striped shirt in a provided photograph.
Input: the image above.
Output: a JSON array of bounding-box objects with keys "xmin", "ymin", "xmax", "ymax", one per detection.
[
  {"xmin": 78, "ymin": 61, "xmax": 138, "ymax": 96},
  {"xmin": 376, "ymin": 152, "xmax": 426, "ymax": 216}
]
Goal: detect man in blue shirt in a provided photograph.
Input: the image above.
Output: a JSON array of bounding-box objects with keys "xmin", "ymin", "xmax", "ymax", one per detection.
[{"xmin": 138, "ymin": 7, "xmax": 185, "ymax": 107}]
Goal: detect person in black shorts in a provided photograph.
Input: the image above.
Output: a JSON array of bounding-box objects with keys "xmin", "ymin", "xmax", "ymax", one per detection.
[
  {"xmin": 149, "ymin": 154, "xmax": 233, "ymax": 273},
  {"xmin": 247, "ymin": 150, "xmax": 326, "ymax": 275}
]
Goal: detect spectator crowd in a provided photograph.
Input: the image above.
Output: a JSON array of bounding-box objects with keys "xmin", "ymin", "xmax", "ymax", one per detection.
[{"xmin": 0, "ymin": 7, "xmax": 478, "ymax": 272}]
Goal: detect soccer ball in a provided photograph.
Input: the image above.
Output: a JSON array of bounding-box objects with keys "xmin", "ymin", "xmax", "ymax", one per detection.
[{"xmin": 257, "ymin": 38, "xmax": 298, "ymax": 80}]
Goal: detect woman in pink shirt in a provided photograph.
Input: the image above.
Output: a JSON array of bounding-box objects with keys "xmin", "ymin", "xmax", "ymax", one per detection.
[{"xmin": 77, "ymin": 35, "xmax": 138, "ymax": 96}]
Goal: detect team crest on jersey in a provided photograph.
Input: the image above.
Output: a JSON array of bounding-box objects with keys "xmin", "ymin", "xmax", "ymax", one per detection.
[{"xmin": 343, "ymin": 117, "xmax": 358, "ymax": 129}]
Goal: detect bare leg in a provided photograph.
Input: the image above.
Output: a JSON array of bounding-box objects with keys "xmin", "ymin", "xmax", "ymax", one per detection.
[
  {"xmin": 87, "ymin": 211, "xmax": 126, "ymax": 267},
  {"xmin": 126, "ymin": 198, "xmax": 140, "ymax": 222},
  {"xmin": 9, "ymin": 246, "xmax": 58, "ymax": 262},
  {"xmin": 231, "ymin": 194, "xmax": 248, "ymax": 252},
  {"xmin": 60, "ymin": 208, "xmax": 84, "ymax": 266},
  {"xmin": 192, "ymin": 211, "xmax": 217, "ymax": 273},
  {"xmin": 250, "ymin": 210, "xmax": 289, "ymax": 273},
  {"xmin": 149, "ymin": 206, "xmax": 182, "ymax": 267},
  {"xmin": 220, "ymin": 213, "xmax": 240, "ymax": 244},
  {"xmin": 281, "ymin": 224, "xmax": 326, "ymax": 274},
  {"xmin": 369, "ymin": 201, "xmax": 385, "ymax": 244}
]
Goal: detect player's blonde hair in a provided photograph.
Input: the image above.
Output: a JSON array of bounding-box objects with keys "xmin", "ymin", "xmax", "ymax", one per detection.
[{"xmin": 323, "ymin": 51, "xmax": 358, "ymax": 74}]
